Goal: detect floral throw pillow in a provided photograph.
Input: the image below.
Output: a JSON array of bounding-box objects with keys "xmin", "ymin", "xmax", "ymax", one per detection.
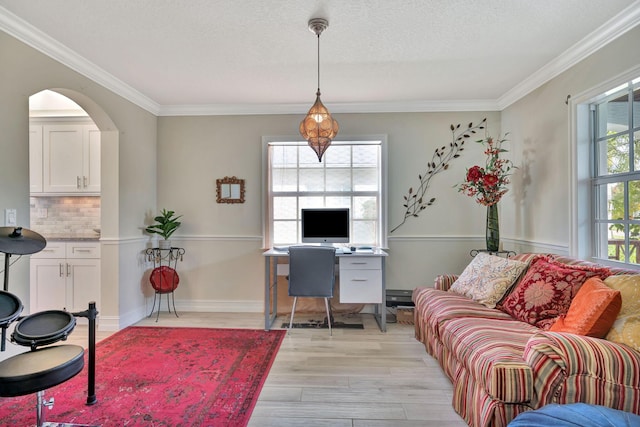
[
  {"xmin": 449, "ymin": 253, "xmax": 528, "ymax": 308},
  {"xmin": 499, "ymin": 255, "xmax": 611, "ymax": 329},
  {"xmin": 604, "ymin": 275, "xmax": 640, "ymax": 352}
]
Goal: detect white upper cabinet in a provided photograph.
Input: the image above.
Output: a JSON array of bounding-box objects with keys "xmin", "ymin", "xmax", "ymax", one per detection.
[
  {"xmin": 30, "ymin": 122, "xmax": 101, "ymax": 195},
  {"xmin": 43, "ymin": 124, "xmax": 85, "ymax": 193},
  {"xmin": 29, "ymin": 125, "xmax": 43, "ymax": 193},
  {"xmin": 84, "ymin": 125, "xmax": 101, "ymax": 193}
]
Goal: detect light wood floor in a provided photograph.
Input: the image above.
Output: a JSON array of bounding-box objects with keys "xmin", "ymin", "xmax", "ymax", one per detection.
[{"xmin": 3, "ymin": 311, "xmax": 467, "ymax": 427}]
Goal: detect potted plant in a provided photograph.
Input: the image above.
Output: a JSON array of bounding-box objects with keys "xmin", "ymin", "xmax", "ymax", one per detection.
[{"xmin": 145, "ymin": 209, "xmax": 182, "ymax": 249}]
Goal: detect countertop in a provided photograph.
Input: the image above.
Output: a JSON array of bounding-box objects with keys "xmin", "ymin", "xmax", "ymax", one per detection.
[{"xmin": 44, "ymin": 233, "xmax": 100, "ymax": 241}]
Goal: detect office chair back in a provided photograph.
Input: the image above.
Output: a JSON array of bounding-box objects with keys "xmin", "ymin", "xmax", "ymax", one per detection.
[
  {"xmin": 288, "ymin": 246, "xmax": 336, "ymax": 298},
  {"xmin": 287, "ymin": 245, "xmax": 337, "ymax": 335}
]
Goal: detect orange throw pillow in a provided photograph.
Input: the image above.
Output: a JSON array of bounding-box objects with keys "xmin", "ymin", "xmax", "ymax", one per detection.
[{"xmin": 550, "ymin": 277, "xmax": 621, "ymax": 338}]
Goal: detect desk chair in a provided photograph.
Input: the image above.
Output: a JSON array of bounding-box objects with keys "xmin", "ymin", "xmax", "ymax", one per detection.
[{"xmin": 287, "ymin": 246, "xmax": 336, "ymax": 335}]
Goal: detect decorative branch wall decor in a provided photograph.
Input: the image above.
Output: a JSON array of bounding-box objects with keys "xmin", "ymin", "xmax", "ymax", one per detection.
[{"xmin": 390, "ymin": 118, "xmax": 486, "ymax": 233}]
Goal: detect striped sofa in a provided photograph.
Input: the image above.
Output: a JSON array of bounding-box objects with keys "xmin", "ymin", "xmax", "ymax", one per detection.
[{"xmin": 412, "ymin": 253, "xmax": 640, "ymax": 427}]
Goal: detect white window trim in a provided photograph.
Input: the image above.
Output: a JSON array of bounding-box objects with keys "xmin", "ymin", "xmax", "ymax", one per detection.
[
  {"xmin": 261, "ymin": 134, "xmax": 388, "ymax": 249},
  {"xmin": 570, "ymin": 64, "xmax": 640, "ymax": 263}
]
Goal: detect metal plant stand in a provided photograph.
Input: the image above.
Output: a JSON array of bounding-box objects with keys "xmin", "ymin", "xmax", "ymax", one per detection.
[
  {"xmin": 470, "ymin": 249, "xmax": 516, "ymax": 258},
  {"xmin": 145, "ymin": 247, "xmax": 185, "ymax": 321}
]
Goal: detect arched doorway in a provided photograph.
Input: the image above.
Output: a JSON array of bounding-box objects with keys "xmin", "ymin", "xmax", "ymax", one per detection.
[{"xmin": 28, "ymin": 88, "xmax": 119, "ymax": 329}]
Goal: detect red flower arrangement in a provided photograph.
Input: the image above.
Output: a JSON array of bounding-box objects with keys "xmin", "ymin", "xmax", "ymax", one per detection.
[{"xmin": 457, "ymin": 135, "xmax": 514, "ymax": 206}]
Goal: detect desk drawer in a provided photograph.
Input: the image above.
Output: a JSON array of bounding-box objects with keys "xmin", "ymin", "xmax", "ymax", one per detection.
[
  {"xmin": 339, "ymin": 269, "xmax": 382, "ymax": 303},
  {"xmin": 339, "ymin": 257, "xmax": 381, "ymax": 270}
]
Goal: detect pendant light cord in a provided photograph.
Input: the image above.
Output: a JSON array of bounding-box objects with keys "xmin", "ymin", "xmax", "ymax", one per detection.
[{"xmin": 317, "ymin": 32, "xmax": 321, "ymax": 92}]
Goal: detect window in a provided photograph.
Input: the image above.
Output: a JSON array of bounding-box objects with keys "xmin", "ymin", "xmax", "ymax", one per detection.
[
  {"xmin": 263, "ymin": 138, "xmax": 387, "ymax": 248},
  {"xmin": 592, "ymin": 78, "xmax": 640, "ymax": 264}
]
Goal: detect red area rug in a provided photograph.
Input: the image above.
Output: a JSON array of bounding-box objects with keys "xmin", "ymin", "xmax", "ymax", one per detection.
[{"xmin": 0, "ymin": 326, "xmax": 285, "ymax": 426}]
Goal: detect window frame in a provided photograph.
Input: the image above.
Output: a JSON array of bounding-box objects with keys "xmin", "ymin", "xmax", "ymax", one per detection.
[
  {"xmin": 591, "ymin": 78, "xmax": 640, "ymax": 265},
  {"xmin": 261, "ymin": 135, "xmax": 388, "ymax": 249},
  {"xmin": 570, "ymin": 66, "xmax": 640, "ymax": 266}
]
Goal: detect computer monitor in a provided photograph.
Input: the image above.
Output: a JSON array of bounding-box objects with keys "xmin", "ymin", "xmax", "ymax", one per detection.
[{"xmin": 301, "ymin": 208, "xmax": 350, "ymax": 244}]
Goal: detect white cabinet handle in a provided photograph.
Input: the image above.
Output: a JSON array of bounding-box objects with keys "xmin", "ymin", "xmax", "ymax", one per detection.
[
  {"xmin": 77, "ymin": 176, "xmax": 81, "ymax": 189},
  {"xmin": 59, "ymin": 263, "xmax": 64, "ymax": 277},
  {"xmin": 66, "ymin": 263, "xmax": 71, "ymax": 277},
  {"xmin": 74, "ymin": 249, "xmax": 91, "ymax": 253},
  {"xmin": 83, "ymin": 176, "xmax": 87, "ymax": 188},
  {"xmin": 351, "ymin": 278, "xmax": 368, "ymax": 282}
]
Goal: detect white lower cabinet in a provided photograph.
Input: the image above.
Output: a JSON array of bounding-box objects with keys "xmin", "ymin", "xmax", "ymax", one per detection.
[{"xmin": 30, "ymin": 241, "xmax": 100, "ymax": 314}]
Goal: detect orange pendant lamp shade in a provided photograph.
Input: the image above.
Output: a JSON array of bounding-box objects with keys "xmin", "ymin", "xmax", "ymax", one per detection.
[
  {"xmin": 299, "ymin": 18, "xmax": 338, "ymax": 162},
  {"xmin": 299, "ymin": 90, "xmax": 339, "ymax": 162}
]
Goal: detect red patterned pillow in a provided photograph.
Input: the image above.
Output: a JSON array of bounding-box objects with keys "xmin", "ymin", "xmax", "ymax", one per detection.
[{"xmin": 499, "ymin": 255, "xmax": 611, "ymax": 329}]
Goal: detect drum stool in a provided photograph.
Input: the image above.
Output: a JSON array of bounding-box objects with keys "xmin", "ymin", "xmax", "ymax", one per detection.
[{"xmin": 0, "ymin": 345, "xmax": 95, "ymax": 427}]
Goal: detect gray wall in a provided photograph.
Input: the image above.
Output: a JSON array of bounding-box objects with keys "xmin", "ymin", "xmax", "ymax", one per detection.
[{"xmin": 157, "ymin": 112, "xmax": 500, "ymax": 310}]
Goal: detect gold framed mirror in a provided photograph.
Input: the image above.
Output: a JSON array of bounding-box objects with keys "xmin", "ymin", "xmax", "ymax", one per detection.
[{"xmin": 216, "ymin": 176, "xmax": 245, "ymax": 204}]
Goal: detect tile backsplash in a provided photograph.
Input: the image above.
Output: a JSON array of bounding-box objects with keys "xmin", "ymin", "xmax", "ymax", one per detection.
[{"xmin": 30, "ymin": 196, "xmax": 100, "ymax": 236}]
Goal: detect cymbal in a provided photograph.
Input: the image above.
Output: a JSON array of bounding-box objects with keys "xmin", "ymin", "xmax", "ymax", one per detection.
[{"xmin": 0, "ymin": 227, "xmax": 46, "ymax": 255}]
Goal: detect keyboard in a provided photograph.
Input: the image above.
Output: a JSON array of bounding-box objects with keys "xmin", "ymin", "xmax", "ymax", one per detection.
[{"xmin": 355, "ymin": 248, "xmax": 374, "ymax": 254}]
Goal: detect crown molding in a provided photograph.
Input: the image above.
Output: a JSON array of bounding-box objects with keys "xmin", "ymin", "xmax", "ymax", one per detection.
[
  {"xmin": 0, "ymin": 6, "xmax": 161, "ymax": 115},
  {"xmin": 497, "ymin": 0, "xmax": 640, "ymax": 110},
  {"xmin": 157, "ymin": 99, "xmax": 501, "ymax": 116}
]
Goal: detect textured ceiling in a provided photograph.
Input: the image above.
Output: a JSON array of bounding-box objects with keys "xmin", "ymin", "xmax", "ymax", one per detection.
[{"xmin": 1, "ymin": 0, "xmax": 639, "ymax": 115}]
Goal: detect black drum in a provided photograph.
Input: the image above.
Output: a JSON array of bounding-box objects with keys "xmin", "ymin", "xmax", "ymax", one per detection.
[
  {"xmin": 12, "ymin": 310, "xmax": 76, "ymax": 351},
  {"xmin": 0, "ymin": 344, "xmax": 85, "ymax": 397},
  {"xmin": 0, "ymin": 290, "xmax": 23, "ymax": 327}
]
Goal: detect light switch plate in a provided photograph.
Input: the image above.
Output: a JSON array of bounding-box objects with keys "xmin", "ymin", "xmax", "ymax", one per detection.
[{"xmin": 5, "ymin": 209, "xmax": 17, "ymax": 226}]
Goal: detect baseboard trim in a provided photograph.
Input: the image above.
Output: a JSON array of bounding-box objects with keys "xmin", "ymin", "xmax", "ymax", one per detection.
[
  {"xmin": 97, "ymin": 315, "xmax": 121, "ymax": 332},
  {"xmin": 175, "ymin": 299, "xmax": 263, "ymax": 313},
  {"xmin": 99, "ymin": 300, "xmax": 264, "ymax": 332}
]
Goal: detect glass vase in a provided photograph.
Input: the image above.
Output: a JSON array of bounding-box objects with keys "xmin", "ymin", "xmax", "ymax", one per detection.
[{"xmin": 486, "ymin": 203, "xmax": 500, "ymax": 252}]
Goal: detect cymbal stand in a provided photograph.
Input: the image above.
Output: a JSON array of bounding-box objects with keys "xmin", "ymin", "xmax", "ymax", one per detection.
[
  {"xmin": 3, "ymin": 252, "xmax": 11, "ymax": 292},
  {"xmin": 72, "ymin": 301, "xmax": 99, "ymax": 405},
  {"xmin": 1, "ymin": 253, "xmax": 12, "ymax": 351}
]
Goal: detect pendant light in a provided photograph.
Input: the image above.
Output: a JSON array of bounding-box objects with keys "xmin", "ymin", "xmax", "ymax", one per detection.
[{"xmin": 299, "ymin": 18, "xmax": 339, "ymax": 162}]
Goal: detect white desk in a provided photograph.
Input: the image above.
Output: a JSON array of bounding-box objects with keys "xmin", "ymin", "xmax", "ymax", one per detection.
[{"xmin": 262, "ymin": 248, "xmax": 388, "ymax": 332}]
